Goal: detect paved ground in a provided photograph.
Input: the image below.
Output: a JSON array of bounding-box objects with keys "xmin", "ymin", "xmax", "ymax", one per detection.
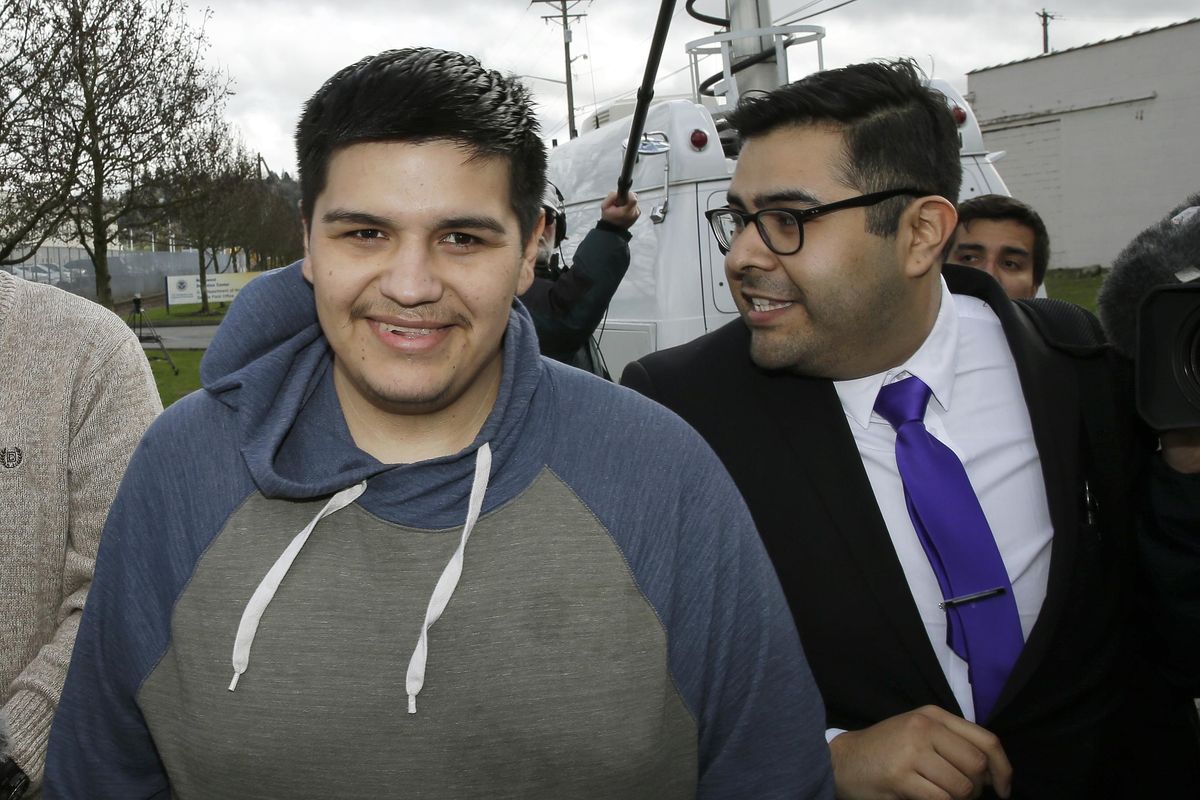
[{"xmin": 137, "ymin": 325, "xmax": 220, "ymax": 350}]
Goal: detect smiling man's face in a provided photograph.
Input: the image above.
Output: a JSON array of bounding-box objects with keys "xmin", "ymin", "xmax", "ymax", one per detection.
[
  {"xmin": 723, "ymin": 125, "xmax": 917, "ymax": 379},
  {"xmin": 302, "ymin": 139, "xmax": 537, "ymax": 419}
]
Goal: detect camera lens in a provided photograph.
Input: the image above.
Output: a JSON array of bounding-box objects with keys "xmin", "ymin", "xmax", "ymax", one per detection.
[
  {"xmin": 1188, "ymin": 321, "xmax": 1200, "ymax": 387},
  {"xmin": 1135, "ymin": 283, "xmax": 1200, "ymax": 428},
  {"xmin": 1178, "ymin": 305, "xmax": 1200, "ymax": 407}
]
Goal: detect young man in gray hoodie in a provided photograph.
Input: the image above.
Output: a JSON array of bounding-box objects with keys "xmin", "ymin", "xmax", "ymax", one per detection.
[{"xmin": 46, "ymin": 48, "xmax": 834, "ymax": 800}]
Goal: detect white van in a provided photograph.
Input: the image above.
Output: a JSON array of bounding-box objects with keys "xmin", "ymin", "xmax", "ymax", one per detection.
[{"xmin": 548, "ymin": 26, "xmax": 1008, "ymax": 378}]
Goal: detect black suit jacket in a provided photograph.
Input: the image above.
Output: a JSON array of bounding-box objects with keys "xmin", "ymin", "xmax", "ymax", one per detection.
[{"xmin": 622, "ymin": 266, "xmax": 1198, "ymax": 799}]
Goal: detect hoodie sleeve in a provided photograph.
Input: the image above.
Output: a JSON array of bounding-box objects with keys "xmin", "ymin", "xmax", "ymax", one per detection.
[
  {"xmin": 547, "ymin": 377, "xmax": 834, "ymax": 799},
  {"xmin": 676, "ymin": 467, "xmax": 834, "ymax": 799},
  {"xmin": 45, "ymin": 394, "xmax": 247, "ymax": 798}
]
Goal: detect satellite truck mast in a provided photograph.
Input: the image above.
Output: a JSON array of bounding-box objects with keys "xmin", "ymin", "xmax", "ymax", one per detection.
[
  {"xmin": 727, "ymin": 0, "xmax": 779, "ymax": 94},
  {"xmin": 684, "ymin": 2, "xmax": 825, "ymax": 121}
]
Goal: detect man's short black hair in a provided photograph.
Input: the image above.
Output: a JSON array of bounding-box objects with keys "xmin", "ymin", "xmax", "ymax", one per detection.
[
  {"xmin": 953, "ymin": 194, "xmax": 1051, "ymax": 287},
  {"xmin": 296, "ymin": 47, "xmax": 546, "ymax": 241},
  {"xmin": 727, "ymin": 59, "xmax": 961, "ymax": 236}
]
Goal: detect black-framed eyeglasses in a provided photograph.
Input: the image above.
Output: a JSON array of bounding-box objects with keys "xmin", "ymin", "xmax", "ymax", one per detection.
[{"xmin": 704, "ymin": 188, "xmax": 928, "ymax": 256}]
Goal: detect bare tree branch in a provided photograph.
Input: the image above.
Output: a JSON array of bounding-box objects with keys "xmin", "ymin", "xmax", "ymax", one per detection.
[
  {"xmin": 1, "ymin": 0, "xmax": 296, "ymax": 303},
  {"xmin": 53, "ymin": 0, "xmax": 229, "ymax": 306},
  {"xmin": 0, "ymin": 0, "xmax": 81, "ymax": 265}
]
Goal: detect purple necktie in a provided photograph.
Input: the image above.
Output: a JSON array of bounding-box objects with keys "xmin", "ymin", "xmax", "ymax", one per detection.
[{"xmin": 874, "ymin": 376, "xmax": 1024, "ymax": 723}]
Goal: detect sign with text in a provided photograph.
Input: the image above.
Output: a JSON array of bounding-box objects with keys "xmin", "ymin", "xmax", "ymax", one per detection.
[{"xmin": 166, "ymin": 271, "xmax": 261, "ymax": 307}]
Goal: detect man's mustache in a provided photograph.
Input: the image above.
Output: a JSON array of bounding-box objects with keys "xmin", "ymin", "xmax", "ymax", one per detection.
[{"xmin": 348, "ymin": 300, "xmax": 470, "ymax": 329}]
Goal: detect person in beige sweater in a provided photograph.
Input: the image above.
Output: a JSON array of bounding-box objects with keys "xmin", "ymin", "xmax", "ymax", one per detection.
[{"xmin": 0, "ymin": 269, "xmax": 161, "ymax": 798}]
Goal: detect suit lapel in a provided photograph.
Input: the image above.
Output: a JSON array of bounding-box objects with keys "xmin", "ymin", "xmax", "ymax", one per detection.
[
  {"xmin": 944, "ymin": 267, "xmax": 1082, "ymax": 719},
  {"xmin": 743, "ymin": 349, "xmax": 960, "ymax": 711}
]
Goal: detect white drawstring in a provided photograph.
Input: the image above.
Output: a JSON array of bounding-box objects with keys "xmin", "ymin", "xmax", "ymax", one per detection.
[
  {"xmin": 405, "ymin": 442, "xmax": 492, "ymax": 714},
  {"xmin": 225, "ymin": 445, "xmax": 492, "ymax": 714},
  {"xmin": 228, "ymin": 481, "xmax": 367, "ymax": 691}
]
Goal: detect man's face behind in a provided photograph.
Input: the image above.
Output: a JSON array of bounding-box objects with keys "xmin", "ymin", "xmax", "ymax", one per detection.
[
  {"xmin": 947, "ymin": 219, "xmax": 1039, "ymax": 299},
  {"xmin": 723, "ymin": 125, "xmax": 907, "ymax": 380},
  {"xmin": 303, "ymin": 140, "xmax": 536, "ymax": 418}
]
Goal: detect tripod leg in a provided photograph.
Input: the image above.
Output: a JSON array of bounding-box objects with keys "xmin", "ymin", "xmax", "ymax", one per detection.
[
  {"xmin": 133, "ymin": 311, "xmax": 178, "ymax": 375},
  {"xmin": 156, "ymin": 339, "xmax": 179, "ymax": 375}
]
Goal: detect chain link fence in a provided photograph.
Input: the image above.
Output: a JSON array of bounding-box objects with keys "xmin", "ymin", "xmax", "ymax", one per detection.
[{"xmin": 3, "ymin": 244, "xmax": 242, "ymax": 303}]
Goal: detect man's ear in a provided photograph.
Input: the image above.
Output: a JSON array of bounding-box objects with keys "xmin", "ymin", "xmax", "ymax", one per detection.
[
  {"xmin": 300, "ymin": 205, "xmax": 314, "ymax": 283},
  {"xmin": 900, "ymin": 195, "xmax": 958, "ymax": 279},
  {"xmin": 516, "ymin": 210, "xmax": 546, "ymax": 295}
]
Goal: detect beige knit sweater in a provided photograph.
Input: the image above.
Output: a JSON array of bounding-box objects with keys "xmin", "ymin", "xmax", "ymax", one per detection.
[{"xmin": 0, "ymin": 270, "xmax": 161, "ymax": 795}]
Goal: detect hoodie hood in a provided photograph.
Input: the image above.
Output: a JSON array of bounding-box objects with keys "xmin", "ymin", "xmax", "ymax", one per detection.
[
  {"xmin": 202, "ymin": 263, "xmax": 532, "ymax": 712},
  {"xmin": 199, "ymin": 262, "xmax": 549, "ymax": 529}
]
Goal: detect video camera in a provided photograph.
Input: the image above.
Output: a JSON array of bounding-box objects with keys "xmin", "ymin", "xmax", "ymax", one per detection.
[{"xmin": 1099, "ymin": 198, "xmax": 1200, "ymax": 429}]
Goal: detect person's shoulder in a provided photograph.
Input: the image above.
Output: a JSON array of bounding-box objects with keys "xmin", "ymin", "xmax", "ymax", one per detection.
[
  {"xmin": 16, "ymin": 279, "xmax": 138, "ymax": 347},
  {"xmin": 542, "ymin": 359, "xmax": 753, "ymax": 534},
  {"xmin": 541, "ymin": 361, "xmax": 699, "ymax": 446},
  {"xmin": 1016, "ymin": 296, "xmax": 1107, "ymax": 351},
  {"xmin": 115, "ymin": 387, "xmax": 250, "ymax": 512},
  {"xmin": 946, "ymin": 265, "xmax": 1108, "ymax": 352},
  {"xmin": 138, "ymin": 386, "xmax": 233, "ymax": 454},
  {"xmin": 632, "ymin": 318, "xmax": 748, "ymax": 377},
  {"xmin": 544, "ymin": 358, "xmax": 689, "ymax": 428}
]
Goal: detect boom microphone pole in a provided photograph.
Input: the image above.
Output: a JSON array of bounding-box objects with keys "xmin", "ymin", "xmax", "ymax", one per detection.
[{"xmin": 616, "ymin": 0, "xmax": 678, "ymax": 204}]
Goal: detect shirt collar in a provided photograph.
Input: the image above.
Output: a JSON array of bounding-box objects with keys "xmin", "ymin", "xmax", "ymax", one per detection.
[{"xmin": 834, "ymin": 277, "xmax": 959, "ymax": 429}]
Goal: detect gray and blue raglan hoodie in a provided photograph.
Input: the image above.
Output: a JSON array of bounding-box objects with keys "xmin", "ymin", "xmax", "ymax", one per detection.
[{"xmin": 45, "ymin": 264, "xmax": 833, "ymax": 800}]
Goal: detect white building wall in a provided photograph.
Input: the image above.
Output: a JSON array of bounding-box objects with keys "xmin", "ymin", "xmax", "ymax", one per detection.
[
  {"xmin": 967, "ymin": 19, "xmax": 1200, "ymax": 270},
  {"xmin": 983, "ymin": 121, "xmax": 1064, "ymax": 265}
]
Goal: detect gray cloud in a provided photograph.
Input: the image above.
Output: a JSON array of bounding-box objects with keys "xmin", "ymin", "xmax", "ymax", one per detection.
[{"xmin": 192, "ymin": 0, "xmax": 1196, "ymax": 174}]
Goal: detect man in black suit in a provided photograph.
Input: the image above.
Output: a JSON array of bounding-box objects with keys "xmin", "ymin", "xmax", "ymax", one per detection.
[{"xmin": 622, "ymin": 60, "xmax": 1200, "ymax": 800}]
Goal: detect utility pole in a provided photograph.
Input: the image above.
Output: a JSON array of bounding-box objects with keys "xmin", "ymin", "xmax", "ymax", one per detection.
[
  {"xmin": 1036, "ymin": 9, "xmax": 1059, "ymax": 54},
  {"xmin": 533, "ymin": 0, "xmax": 588, "ymax": 139}
]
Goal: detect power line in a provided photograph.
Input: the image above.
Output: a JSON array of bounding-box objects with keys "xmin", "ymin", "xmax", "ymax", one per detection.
[
  {"xmin": 547, "ymin": 0, "xmax": 853, "ymax": 140},
  {"xmin": 773, "ymin": 0, "xmax": 827, "ymax": 24},
  {"xmin": 575, "ymin": 57, "xmax": 701, "ymax": 118},
  {"xmin": 778, "ymin": 0, "xmax": 861, "ymax": 25},
  {"xmin": 582, "ymin": 14, "xmax": 600, "ymax": 114},
  {"xmin": 532, "ymin": 0, "xmax": 590, "ymax": 139},
  {"xmin": 543, "ymin": 4, "xmax": 711, "ymax": 140}
]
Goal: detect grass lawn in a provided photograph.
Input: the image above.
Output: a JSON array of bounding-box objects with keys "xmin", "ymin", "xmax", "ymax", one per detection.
[
  {"xmin": 148, "ymin": 349, "xmax": 204, "ymax": 407},
  {"xmin": 1044, "ymin": 270, "xmax": 1105, "ymax": 314},
  {"xmin": 143, "ymin": 302, "xmax": 228, "ymax": 325}
]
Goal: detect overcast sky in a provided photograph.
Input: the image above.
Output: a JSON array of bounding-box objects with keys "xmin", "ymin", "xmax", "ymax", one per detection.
[{"xmin": 186, "ymin": 0, "xmax": 1196, "ymax": 176}]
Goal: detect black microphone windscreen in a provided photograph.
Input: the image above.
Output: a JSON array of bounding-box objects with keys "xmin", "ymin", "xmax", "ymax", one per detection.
[{"xmin": 1098, "ymin": 193, "xmax": 1200, "ymax": 358}]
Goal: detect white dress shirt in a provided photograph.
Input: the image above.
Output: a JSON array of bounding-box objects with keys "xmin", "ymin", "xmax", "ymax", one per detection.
[{"xmin": 831, "ymin": 278, "xmax": 1054, "ymax": 726}]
